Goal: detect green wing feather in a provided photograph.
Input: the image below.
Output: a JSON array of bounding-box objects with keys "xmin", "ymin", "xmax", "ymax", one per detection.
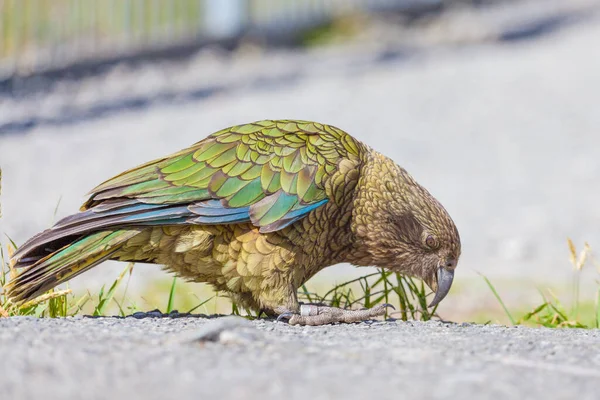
[
  {"xmin": 6, "ymin": 120, "xmax": 363, "ymax": 304},
  {"xmin": 84, "ymin": 120, "xmax": 361, "ymax": 232}
]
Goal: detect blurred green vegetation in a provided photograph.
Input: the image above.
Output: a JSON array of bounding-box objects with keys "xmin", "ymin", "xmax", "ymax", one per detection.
[
  {"xmin": 300, "ymin": 13, "xmax": 367, "ymax": 47},
  {"xmin": 483, "ymin": 240, "xmax": 600, "ymax": 328},
  {"xmin": 1, "ymin": 0, "xmax": 204, "ymax": 58}
]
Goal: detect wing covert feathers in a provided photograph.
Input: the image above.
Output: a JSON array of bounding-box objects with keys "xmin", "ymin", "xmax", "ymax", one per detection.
[{"xmin": 7, "ymin": 120, "xmax": 363, "ymax": 304}]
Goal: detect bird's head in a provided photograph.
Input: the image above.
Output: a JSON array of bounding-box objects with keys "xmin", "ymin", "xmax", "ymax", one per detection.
[
  {"xmin": 382, "ymin": 203, "xmax": 461, "ymax": 308},
  {"xmin": 350, "ymin": 156, "xmax": 461, "ymax": 308}
]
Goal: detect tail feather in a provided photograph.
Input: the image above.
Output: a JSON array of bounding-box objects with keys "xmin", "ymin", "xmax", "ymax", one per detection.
[
  {"xmin": 6, "ymin": 197, "xmax": 259, "ymax": 304},
  {"xmin": 11, "ymin": 201, "xmax": 189, "ymax": 263},
  {"xmin": 11, "ymin": 199, "xmax": 251, "ymax": 264},
  {"xmin": 6, "ymin": 229, "xmax": 139, "ymax": 303}
]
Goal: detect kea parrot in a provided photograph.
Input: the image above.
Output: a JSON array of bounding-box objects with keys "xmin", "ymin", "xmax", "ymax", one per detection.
[{"xmin": 6, "ymin": 120, "xmax": 460, "ymax": 325}]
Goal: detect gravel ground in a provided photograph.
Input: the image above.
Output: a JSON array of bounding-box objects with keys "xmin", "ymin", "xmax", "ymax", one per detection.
[
  {"xmin": 1, "ymin": 316, "xmax": 599, "ymax": 400},
  {"xmin": 1, "ymin": 0, "xmax": 600, "ymax": 316}
]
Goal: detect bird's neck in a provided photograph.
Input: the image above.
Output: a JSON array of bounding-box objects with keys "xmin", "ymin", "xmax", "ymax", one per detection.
[{"xmin": 345, "ymin": 150, "xmax": 401, "ymax": 267}]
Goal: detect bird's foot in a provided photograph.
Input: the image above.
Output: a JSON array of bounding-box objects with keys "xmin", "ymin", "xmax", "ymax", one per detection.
[{"xmin": 277, "ymin": 303, "xmax": 394, "ymax": 326}]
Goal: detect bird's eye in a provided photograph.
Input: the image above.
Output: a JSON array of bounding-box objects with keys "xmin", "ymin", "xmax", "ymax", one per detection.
[{"xmin": 425, "ymin": 235, "xmax": 439, "ymax": 249}]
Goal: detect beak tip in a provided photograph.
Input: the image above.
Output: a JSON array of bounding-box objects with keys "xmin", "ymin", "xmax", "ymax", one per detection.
[
  {"xmin": 428, "ymin": 296, "xmax": 442, "ymax": 308},
  {"xmin": 428, "ymin": 267, "xmax": 455, "ymax": 308}
]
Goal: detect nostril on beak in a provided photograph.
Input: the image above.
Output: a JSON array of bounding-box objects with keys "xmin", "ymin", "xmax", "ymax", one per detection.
[{"xmin": 445, "ymin": 260, "xmax": 455, "ymax": 268}]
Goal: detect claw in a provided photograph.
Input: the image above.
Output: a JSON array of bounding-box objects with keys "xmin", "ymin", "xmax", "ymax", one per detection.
[
  {"xmin": 381, "ymin": 303, "xmax": 395, "ymax": 310},
  {"xmin": 276, "ymin": 312, "xmax": 294, "ymax": 322}
]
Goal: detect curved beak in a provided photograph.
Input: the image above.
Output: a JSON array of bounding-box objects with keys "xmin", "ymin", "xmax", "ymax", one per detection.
[{"xmin": 428, "ymin": 267, "xmax": 454, "ymax": 308}]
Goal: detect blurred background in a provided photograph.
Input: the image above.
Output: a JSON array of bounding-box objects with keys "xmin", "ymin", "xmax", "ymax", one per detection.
[{"xmin": 0, "ymin": 0, "xmax": 599, "ymax": 322}]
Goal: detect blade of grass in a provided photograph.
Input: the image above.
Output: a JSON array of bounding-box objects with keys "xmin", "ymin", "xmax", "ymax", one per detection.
[
  {"xmin": 394, "ymin": 273, "xmax": 409, "ymax": 321},
  {"xmin": 479, "ymin": 273, "xmax": 516, "ymax": 325},
  {"xmin": 4, "ymin": 234, "xmax": 17, "ymax": 251},
  {"xmin": 93, "ymin": 262, "xmax": 133, "ymax": 316},
  {"xmin": 69, "ymin": 292, "xmax": 91, "ymax": 315},
  {"xmin": 596, "ymin": 288, "xmax": 600, "ymax": 329},
  {"xmin": 0, "ymin": 242, "xmax": 7, "ymax": 287},
  {"xmin": 119, "ymin": 263, "xmax": 135, "ymax": 307},
  {"xmin": 381, "ymin": 269, "xmax": 390, "ymax": 318},
  {"xmin": 520, "ymin": 302, "xmax": 549, "ymax": 324},
  {"xmin": 319, "ymin": 272, "xmax": 381, "ymax": 300},
  {"xmin": 51, "ymin": 195, "xmax": 62, "ymax": 225},
  {"xmin": 361, "ymin": 277, "xmax": 371, "ymax": 308},
  {"xmin": 20, "ymin": 289, "xmax": 72, "ymax": 310},
  {"xmin": 166, "ymin": 276, "xmax": 177, "ymax": 313},
  {"xmin": 231, "ymin": 301, "xmax": 240, "ymax": 316},
  {"xmin": 113, "ymin": 298, "xmax": 127, "ymax": 317},
  {"xmin": 300, "ymin": 284, "xmax": 314, "ymax": 303}
]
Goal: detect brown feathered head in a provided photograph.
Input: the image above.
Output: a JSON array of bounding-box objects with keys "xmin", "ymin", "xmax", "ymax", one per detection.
[{"xmin": 350, "ymin": 153, "xmax": 461, "ymax": 307}]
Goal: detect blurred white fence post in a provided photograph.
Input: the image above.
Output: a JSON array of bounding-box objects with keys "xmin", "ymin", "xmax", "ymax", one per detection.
[
  {"xmin": 0, "ymin": 0, "xmax": 444, "ymax": 79},
  {"xmin": 202, "ymin": 0, "xmax": 248, "ymax": 39}
]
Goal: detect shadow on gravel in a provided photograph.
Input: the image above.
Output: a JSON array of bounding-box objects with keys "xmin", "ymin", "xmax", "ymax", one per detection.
[
  {"xmin": 0, "ymin": 85, "xmax": 225, "ymax": 135},
  {"xmin": 83, "ymin": 309, "xmax": 228, "ymax": 320},
  {"xmin": 498, "ymin": 11, "xmax": 589, "ymax": 42}
]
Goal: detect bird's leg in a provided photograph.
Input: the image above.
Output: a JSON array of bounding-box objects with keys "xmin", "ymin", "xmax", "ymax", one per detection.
[{"xmin": 277, "ymin": 303, "xmax": 394, "ymax": 326}]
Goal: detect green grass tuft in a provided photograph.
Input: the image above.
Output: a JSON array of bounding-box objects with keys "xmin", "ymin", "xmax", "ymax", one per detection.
[
  {"xmin": 297, "ymin": 268, "xmax": 439, "ymax": 321},
  {"xmin": 483, "ymin": 239, "xmax": 598, "ymax": 328}
]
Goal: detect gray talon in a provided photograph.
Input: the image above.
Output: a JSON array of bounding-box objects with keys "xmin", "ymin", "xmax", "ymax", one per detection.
[{"xmin": 276, "ymin": 312, "xmax": 294, "ymax": 322}]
